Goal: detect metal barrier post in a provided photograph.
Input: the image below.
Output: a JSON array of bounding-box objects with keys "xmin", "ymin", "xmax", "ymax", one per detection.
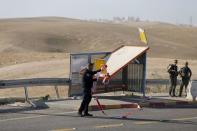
[
  {"xmin": 54, "ymin": 85, "xmax": 60, "ymax": 98},
  {"xmin": 24, "ymin": 86, "xmax": 29, "ymax": 101},
  {"xmin": 142, "ymin": 53, "xmax": 147, "ymax": 98},
  {"xmin": 24, "ymin": 86, "xmax": 37, "ymax": 108}
]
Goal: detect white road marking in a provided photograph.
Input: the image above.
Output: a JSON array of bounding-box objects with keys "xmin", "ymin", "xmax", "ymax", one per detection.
[
  {"xmin": 0, "ymin": 111, "xmax": 77, "ymax": 122},
  {"xmin": 95, "ymin": 123, "xmax": 124, "ymax": 128}
]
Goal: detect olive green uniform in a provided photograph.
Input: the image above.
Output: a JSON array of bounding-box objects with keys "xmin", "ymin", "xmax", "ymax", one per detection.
[{"xmin": 179, "ymin": 66, "xmax": 192, "ymax": 97}]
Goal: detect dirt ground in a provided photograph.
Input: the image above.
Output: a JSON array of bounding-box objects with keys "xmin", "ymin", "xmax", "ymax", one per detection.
[{"xmin": 0, "ymin": 56, "xmax": 196, "ymax": 98}]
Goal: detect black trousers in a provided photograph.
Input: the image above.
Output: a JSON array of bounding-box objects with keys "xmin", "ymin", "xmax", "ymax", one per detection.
[
  {"xmin": 179, "ymin": 78, "xmax": 190, "ymax": 96},
  {"xmin": 169, "ymin": 77, "xmax": 177, "ymax": 96},
  {"xmin": 79, "ymin": 92, "xmax": 92, "ymax": 114}
]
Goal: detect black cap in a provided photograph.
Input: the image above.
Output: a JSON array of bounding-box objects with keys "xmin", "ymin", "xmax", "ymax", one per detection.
[{"xmin": 185, "ymin": 61, "xmax": 189, "ymax": 65}]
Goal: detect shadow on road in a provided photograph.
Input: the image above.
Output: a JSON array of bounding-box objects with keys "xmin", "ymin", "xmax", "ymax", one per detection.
[{"xmin": 18, "ymin": 111, "xmax": 197, "ymax": 126}]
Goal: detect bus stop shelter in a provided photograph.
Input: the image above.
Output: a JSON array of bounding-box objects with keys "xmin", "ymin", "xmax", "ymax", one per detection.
[{"xmin": 68, "ymin": 45, "xmax": 149, "ymax": 97}]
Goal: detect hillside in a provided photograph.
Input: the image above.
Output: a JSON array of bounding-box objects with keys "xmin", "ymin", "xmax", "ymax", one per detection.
[
  {"xmin": 0, "ymin": 17, "xmax": 197, "ymax": 97},
  {"xmin": 0, "ymin": 17, "xmax": 197, "ymax": 59},
  {"xmin": 0, "ymin": 17, "xmax": 196, "ymax": 79}
]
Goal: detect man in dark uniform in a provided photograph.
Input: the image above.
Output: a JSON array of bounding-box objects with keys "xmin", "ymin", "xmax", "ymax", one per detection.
[
  {"xmin": 78, "ymin": 63, "xmax": 102, "ymax": 117},
  {"xmin": 167, "ymin": 60, "xmax": 178, "ymax": 97},
  {"xmin": 179, "ymin": 62, "xmax": 192, "ymax": 97}
]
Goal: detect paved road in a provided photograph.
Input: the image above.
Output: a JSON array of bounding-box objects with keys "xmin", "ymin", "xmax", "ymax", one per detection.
[{"xmin": 0, "ymin": 107, "xmax": 197, "ymax": 131}]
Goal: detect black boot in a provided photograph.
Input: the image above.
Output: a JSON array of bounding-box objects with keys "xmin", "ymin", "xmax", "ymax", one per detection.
[
  {"xmin": 84, "ymin": 113, "xmax": 93, "ymax": 117},
  {"xmin": 78, "ymin": 111, "xmax": 83, "ymax": 117}
]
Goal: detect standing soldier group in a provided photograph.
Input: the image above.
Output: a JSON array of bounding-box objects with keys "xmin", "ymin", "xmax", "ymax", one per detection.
[{"xmin": 168, "ymin": 60, "xmax": 192, "ymax": 97}]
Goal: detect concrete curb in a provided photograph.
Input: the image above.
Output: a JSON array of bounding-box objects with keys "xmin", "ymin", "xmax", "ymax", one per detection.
[
  {"xmin": 24, "ymin": 100, "xmax": 197, "ymax": 110},
  {"xmin": 89, "ymin": 100, "xmax": 197, "ymax": 111},
  {"xmin": 139, "ymin": 101, "xmax": 197, "ymax": 108},
  {"xmin": 2, "ymin": 97, "xmax": 197, "ymax": 111},
  {"xmin": 88, "ymin": 101, "xmax": 197, "ymax": 111},
  {"xmin": 46, "ymin": 102, "xmax": 140, "ymax": 111},
  {"xmin": 88, "ymin": 103, "xmax": 139, "ymax": 111}
]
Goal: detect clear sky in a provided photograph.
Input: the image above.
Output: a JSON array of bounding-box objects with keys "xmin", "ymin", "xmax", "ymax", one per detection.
[{"xmin": 0, "ymin": 0, "xmax": 196, "ymax": 25}]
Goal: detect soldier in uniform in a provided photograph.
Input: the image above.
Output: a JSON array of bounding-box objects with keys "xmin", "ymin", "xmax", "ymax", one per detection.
[
  {"xmin": 179, "ymin": 62, "xmax": 192, "ymax": 97},
  {"xmin": 78, "ymin": 63, "xmax": 102, "ymax": 117},
  {"xmin": 167, "ymin": 60, "xmax": 178, "ymax": 97}
]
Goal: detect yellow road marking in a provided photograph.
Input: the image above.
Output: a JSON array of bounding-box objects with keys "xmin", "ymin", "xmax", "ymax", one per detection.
[
  {"xmin": 172, "ymin": 116, "xmax": 197, "ymax": 121},
  {"xmin": 0, "ymin": 115, "xmax": 45, "ymax": 122},
  {"xmin": 0, "ymin": 111, "xmax": 77, "ymax": 123},
  {"xmin": 52, "ymin": 111, "xmax": 77, "ymax": 115},
  {"xmin": 134, "ymin": 121, "xmax": 155, "ymax": 125},
  {"xmin": 134, "ymin": 116, "xmax": 197, "ymax": 125},
  {"xmin": 50, "ymin": 128, "xmax": 76, "ymax": 131},
  {"xmin": 95, "ymin": 123, "xmax": 124, "ymax": 128}
]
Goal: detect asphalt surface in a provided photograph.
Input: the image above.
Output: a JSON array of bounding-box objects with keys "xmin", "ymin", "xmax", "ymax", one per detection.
[{"xmin": 0, "ymin": 106, "xmax": 197, "ymax": 131}]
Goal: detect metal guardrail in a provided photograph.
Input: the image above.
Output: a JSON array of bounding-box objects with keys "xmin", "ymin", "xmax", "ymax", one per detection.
[
  {"xmin": 0, "ymin": 78, "xmax": 196, "ymax": 107},
  {"xmin": 1, "ymin": 78, "xmax": 196, "ymax": 90},
  {"xmin": 147, "ymin": 79, "xmax": 197, "ymax": 85},
  {"xmin": 0, "ymin": 78, "xmax": 70, "ymax": 107},
  {"xmin": 0, "ymin": 78, "xmax": 70, "ymax": 89},
  {"xmin": 1, "ymin": 78, "xmax": 166, "ymax": 88}
]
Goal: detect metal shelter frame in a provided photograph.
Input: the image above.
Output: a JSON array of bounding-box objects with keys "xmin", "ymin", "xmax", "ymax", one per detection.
[{"xmin": 69, "ymin": 48, "xmax": 147, "ymax": 97}]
